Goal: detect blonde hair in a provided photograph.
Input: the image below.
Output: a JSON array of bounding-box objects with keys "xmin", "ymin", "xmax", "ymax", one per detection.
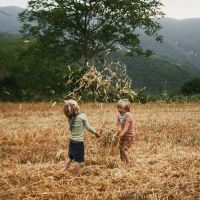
[
  {"xmin": 117, "ymin": 99, "xmax": 131, "ymax": 112},
  {"xmin": 64, "ymin": 99, "xmax": 80, "ymax": 117}
]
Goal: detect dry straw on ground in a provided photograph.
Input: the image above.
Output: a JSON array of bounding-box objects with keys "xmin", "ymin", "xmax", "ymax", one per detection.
[{"xmin": 0, "ymin": 103, "xmax": 200, "ymax": 200}]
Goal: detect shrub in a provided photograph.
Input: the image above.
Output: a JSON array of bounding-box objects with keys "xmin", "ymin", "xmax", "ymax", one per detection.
[{"xmin": 180, "ymin": 78, "xmax": 200, "ymax": 95}]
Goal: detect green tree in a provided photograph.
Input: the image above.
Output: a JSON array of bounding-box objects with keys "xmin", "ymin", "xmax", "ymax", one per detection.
[
  {"xmin": 20, "ymin": 0, "xmax": 164, "ymax": 66},
  {"xmin": 0, "ymin": 36, "xmax": 25, "ymax": 101},
  {"xmin": 0, "ymin": 35, "xmax": 70, "ymax": 101},
  {"xmin": 181, "ymin": 78, "xmax": 200, "ymax": 95}
]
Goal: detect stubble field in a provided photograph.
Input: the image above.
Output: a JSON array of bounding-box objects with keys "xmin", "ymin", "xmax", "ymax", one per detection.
[{"xmin": 0, "ymin": 103, "xmax": 200, "ymax": 200}]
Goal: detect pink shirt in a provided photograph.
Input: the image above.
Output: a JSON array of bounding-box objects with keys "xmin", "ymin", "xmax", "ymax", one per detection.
[{"xmin": 117, "ymin": 112, "xmax": 135, "ymax": 138}]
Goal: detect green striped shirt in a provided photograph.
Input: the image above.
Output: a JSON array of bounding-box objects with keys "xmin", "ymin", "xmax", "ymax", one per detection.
[{"xmin": 68, "ymin": 113, "xmax": 96, "ymax": 142}]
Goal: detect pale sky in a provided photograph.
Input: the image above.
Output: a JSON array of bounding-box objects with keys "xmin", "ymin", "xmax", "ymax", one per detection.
[
  {"xmin": 0, "ymin": 0, "xmax": 200, "ymax": 19},
  {"xmin": 162, "ymin": 0, "xmax": 200, "ymax": 19},
  {"xmin": 0, "ymin": 0, "xmax": 28, "ymax": 8}
]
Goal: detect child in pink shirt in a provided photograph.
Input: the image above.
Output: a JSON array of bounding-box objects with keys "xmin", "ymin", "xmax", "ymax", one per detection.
[{"xmin": 116, "ymin": 99, "xmax": 135, "ymax": 163}]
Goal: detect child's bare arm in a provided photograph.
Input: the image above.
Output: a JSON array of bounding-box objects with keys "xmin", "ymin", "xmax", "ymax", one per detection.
[
  {"xmin": 116, "ymin": 125, "xmax": 121, "ymax": 136},
  {"xmin": 119, "ymin": 126, "xmax": 129, "ymax": 137},
  {"xmin": 119, "ymin": 120, "xmax": 130, "ymax": 137}
]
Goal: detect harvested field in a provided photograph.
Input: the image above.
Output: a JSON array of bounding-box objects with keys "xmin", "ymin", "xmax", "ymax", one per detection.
[{"xmin": 0, "ymin": 103, "xmax": 200, "ymax": 200}]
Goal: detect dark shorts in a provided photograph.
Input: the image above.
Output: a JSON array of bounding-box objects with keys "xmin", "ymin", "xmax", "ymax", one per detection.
[{"xmin": 68, "ymin": 140, "xmax": 84, "ymax": 163}]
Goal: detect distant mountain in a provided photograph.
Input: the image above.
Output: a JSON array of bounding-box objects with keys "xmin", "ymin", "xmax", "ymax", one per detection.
[
  {"xmin": 140, "ymin": 18, "xmax": 200, "ymax": 67},
  {"xmin": 0, "ymin": 6, "xmax": 23, "ymax": 34}
]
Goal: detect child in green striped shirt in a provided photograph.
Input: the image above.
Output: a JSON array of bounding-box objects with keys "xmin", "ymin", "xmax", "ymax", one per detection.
[{"xmin": 63, "ymin": 99, "xmax": 100, "ymax": 176}]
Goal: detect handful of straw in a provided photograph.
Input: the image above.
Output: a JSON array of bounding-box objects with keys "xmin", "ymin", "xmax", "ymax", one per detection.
[
  {"xmin": 97, "ymin": 103, "xmax": 120, "ymax": 155},
  {"xmin": 98, "ymin": 123, "xmax": 120, "ymax": 155}
]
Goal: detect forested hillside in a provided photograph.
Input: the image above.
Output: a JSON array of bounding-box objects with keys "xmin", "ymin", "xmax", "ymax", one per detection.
[{"xmin": 0, "ymin": 6, "xmax": 200, "ymax": 101}]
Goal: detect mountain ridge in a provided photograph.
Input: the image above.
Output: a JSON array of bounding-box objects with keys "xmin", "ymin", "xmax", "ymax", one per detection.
[{"xmin": 0, "ymin": 6, "xmax": 23, "ymax": 35}]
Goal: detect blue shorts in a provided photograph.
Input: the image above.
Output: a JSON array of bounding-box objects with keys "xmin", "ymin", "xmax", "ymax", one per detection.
[{"xmin": 68, "ymin": 140, "xmax": 84, "ymax": 163}]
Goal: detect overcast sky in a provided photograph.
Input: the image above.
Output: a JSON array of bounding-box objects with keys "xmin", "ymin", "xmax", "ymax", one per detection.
[{"xmin": 0, "ymin": 0, "xmax": 200, "ymax": 19}]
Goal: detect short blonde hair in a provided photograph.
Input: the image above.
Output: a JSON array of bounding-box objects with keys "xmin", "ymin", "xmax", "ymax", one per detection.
[
  {"xmin": 64, "ymin": 99, "xmax": 80, "ymax": 117},
  {"xmin": 117, "ymin": 99, "xmax": 131, "ymax": 111}
]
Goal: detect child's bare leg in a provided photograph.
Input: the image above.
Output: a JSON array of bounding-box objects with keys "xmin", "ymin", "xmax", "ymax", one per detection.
[
  {"xmin": 122, "ymin": 149, "xmax": 129, "ymax": 164},
  {"xmin": 120, "ymin": 148, "xmax": 125, "ymax": 162},
  {"xmin": 64, "ymin": 158, "xmax": 72, "ymax": 169},
  {"xmin": 74, "ymin": 162, "xmax": 81, "ymax": 176}
]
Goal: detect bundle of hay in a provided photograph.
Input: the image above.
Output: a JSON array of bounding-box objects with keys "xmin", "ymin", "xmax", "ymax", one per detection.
[{"xmin": 98, "ymin": 123, "xmax": 120, "ymax": 155}]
